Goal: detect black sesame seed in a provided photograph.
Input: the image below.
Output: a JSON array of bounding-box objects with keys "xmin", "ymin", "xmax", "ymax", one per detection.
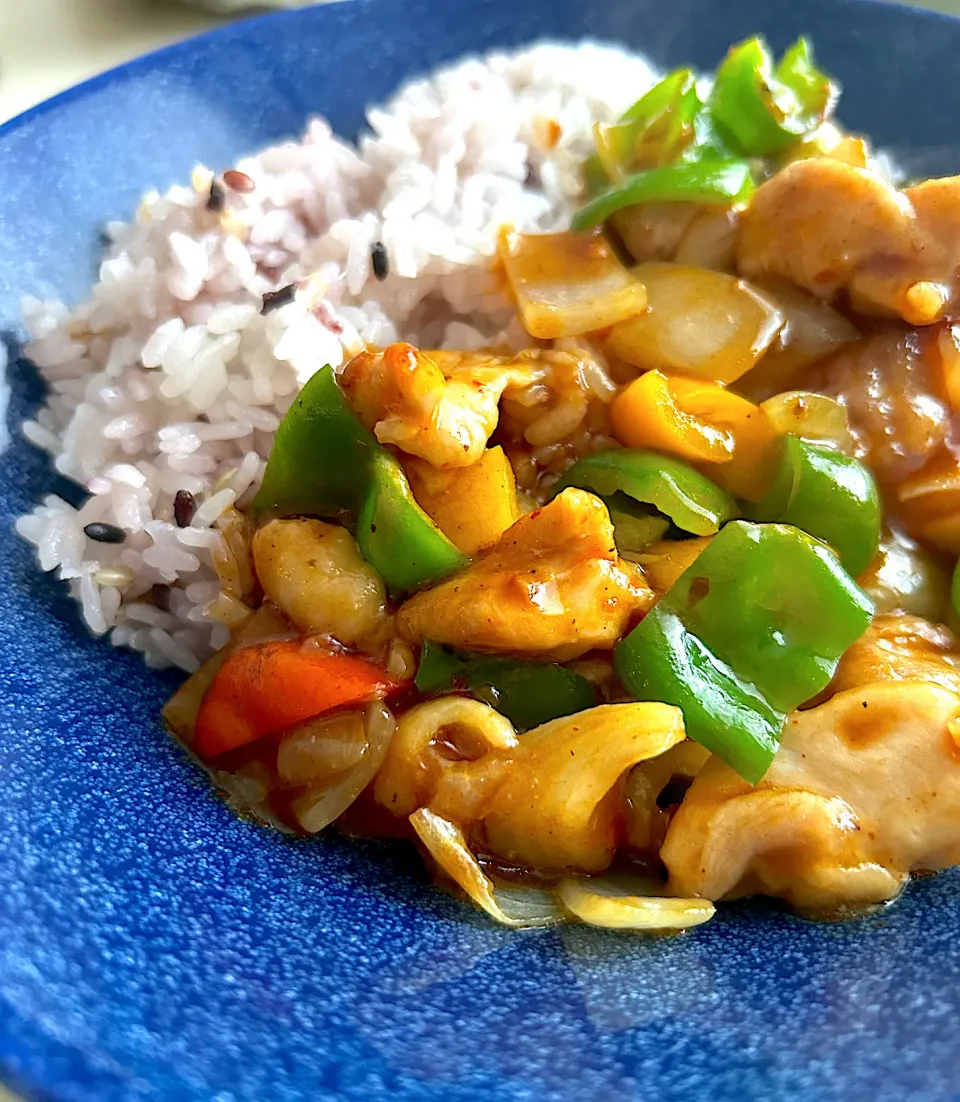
[
  {"xmin": 84, "ymin": 522, "xmax": 126, "ymax": 544},
  {"xmin": 206, "ymin": 179, "xmax": 226, "ymax": 213},
  {"xmin": 371, "ymin": 240, "xmax": 389, "ymax": 281},
  {"xmin": 174, "ymin": 489, "xmax": 198, "ymax": 528},
  {"xmin": 260, "ymin": 283, "xmax": 297, "ymax": 315}
]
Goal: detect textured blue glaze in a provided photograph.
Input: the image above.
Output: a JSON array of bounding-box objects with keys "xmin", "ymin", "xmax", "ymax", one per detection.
[{"xmin": 2, "ymin": 0, "xmax": 960, "ymax": 1098}]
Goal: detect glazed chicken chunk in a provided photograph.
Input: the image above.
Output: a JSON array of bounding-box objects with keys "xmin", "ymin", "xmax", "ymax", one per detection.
[
  {"xmin": 340, "ymin": 342, "xmax": 539, "ymax": 468},
  {"xmin": 396, "ymin": 488, "xmax": 653, "ymax": 660},
  {"xmin": 662, "ymin": 680, "xmax": 960, "ymax": 912},
  {"xmin": 738, "ymin": 159, "xmax": 960, "ymax": 326}
]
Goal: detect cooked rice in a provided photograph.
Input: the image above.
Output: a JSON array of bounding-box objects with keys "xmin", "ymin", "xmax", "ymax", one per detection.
[{"xmin": 15, "ymin": 42, "xmax": 659, "ymax": 671}]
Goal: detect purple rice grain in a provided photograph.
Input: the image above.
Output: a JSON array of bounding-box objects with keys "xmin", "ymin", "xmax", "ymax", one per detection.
[
  {"xmin": 223, "ymin": 169, "xmax": 256, "ymax": 193},
  {"xmin": 83, "ymin": 522, "xmax": 126, "ymax": 544},
  {"xmin": 371, "ymin": 240, "xmax": 389, "ymax": 281},
  {"xmin": 173, "ymin": 489, "xmax": 198, "ymax": 528},
  {"xmin": 261, "ymin": 283, "xmax": 297, "ymax": 315}
]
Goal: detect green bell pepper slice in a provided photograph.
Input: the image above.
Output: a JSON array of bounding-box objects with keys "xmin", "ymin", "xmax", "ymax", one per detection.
[
  {"xmin": 614, "ymin": 521, "xmax": 874, "ymax": 782},
  {"xmin": 357, "ymin": 453, "xmax": 469, "ymax": 593},
  {"xmin": 604, "ymin": 495, "xmax": 671, "ymax": 555},
  {"xmin": 594, "ymin": 68, "xmax": 701, "ymax": 177},
  {"xmin": 415, "ymin": 640, "xmax": 595, "ymax": 733},
  {"xmin": 745, "ymin": 436, "xmax": 881, "ymax": 577},
  {"xmin": 252, "ymin": 364, "xmax": 374, "ymax": 518},
  {"xmin": 572, "ymin": 160, "xmax": 754, "ymax": 231},
  {"xmin": 552, "ymin": 449, "xmax": 739, "ymax": 536},
  {"xmin": 252, "ymin": 366, "xmax": 467, "ymax": 592},
  {"xmin": 709, "ymin": 36, "xmax": 837, "ymax": 157}
]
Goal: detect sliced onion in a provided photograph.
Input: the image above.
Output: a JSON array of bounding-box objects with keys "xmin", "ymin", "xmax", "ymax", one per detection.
[
  {"xmin": 759, "ymin": 391, "xmax": 856, "ymax": 454},
  {"xmin": 558, "ymin": 874, "xmax": 715, "ymax": 931},
  {"xmin": 410, "ymin": 808, "xmax": 563, "ymax": 928},
  {"xmin": 673, "ymin": 207, "xmax": 739, "ymax": 271},
  {"xmin": 277, "ymin": 712, "xmax": 368, "ymax": 785},
  {"xmin": 498, "ymin": 227, "xmax": 647, "ymax": 340},
  {"xmin": 607, "ymin": 262, "xmax": 783, "ymax": 384},
  {"xmin": 291, "ymin": 703, "xmax": 396, "ymax": 834},
  {"xmin": 737, "ymin": 288, "xmax": 859, "ymax": 401},
  {"xmin": 858, "ymin": 528, "xmax": 951, "ymax": 618}
]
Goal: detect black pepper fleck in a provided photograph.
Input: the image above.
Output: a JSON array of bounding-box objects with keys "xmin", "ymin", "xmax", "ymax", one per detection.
[
  {"xmin": 83, "ymin": 522, "xmax": 126, "ymax": 544},
  {"xmin": 174, "ymin": 489, "xmax": 198, "ymax": 528},
  {"xmin": 261, "ymin": 283, "xmax": 297, "ymax": 314},
  {"xmin": 371, "ymin": 240, "xmax": 389, "ymax": 281}
]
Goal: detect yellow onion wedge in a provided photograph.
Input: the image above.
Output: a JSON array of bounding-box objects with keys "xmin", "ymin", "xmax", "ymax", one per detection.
[
  {"xmin": 558, "ymin": 874, "xmax": 715, "ymax": 931},
  {"xmin": 498, "ymin": 227, "xmax": 646, "ymax": 340},
  {"xmin": 290, "ymin": 703, "xmax": 397, "ymax": 834},
  {"xmin": 410, "ymin": 808, "xmax": 563, "ymax": 928},
  {"xmin": 759, "ymin": 390, "xmax": 856, "ymax": 454}
]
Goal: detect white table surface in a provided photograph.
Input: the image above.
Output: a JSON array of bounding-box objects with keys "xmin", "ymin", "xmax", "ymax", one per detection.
[
  {"xmin": 0, "ymin": 0, "xmax": 279, "ymax": 124},
  {"xmin": 2, "ymin": 0, "xmax": 958, "ymax": 125}
]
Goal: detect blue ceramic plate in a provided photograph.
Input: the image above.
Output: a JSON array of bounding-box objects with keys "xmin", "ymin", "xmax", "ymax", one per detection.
[{"xmin": 2, "ymin": 1, "xmax": 960, "ymax": 1098}]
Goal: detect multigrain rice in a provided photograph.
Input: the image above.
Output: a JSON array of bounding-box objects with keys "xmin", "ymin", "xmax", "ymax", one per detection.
[{"xmin": 14, "ymin": 42, "xmax": 658, "ymax": 670}]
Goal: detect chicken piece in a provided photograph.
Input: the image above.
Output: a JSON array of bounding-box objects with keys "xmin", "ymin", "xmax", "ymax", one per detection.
[
  {"xmin": 252, "ymin": 519, "xmax": 389, "ymax": 648},
  {"xmin": 396, "ymin": 488, "xmax": 653, "ymax": 661},
  {"xmin": 738, "ymin": 159, "xmax": 960, "ymax": 326},
  {"xmin": 339, "ymin": 342, "xmax": 539, "ymax": 468},
  {"xmin": 662, "ymin": 681, "xmax": 960, "ymax": 912},
  {"xmin": 827, "ymin": 614, "xmax": 960, "ymax": 698}
]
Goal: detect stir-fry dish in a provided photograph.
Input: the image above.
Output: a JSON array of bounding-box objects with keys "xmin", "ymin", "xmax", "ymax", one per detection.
[{"xmin": 163, "ymin": 37, "xmax": 960, "ymax": 931}]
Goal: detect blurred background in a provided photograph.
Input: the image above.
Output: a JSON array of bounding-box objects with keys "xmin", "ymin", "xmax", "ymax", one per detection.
[{"xmin": 0, "ymin": 0, "xmax": 957, "ymax": 124}]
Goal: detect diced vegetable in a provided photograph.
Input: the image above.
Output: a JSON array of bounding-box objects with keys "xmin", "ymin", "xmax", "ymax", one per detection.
[
  {"xmin": 252, "ymin": 364, "xmax": 373, "ymax": 520},
  {"xmin": 572, "ymin": 161, "xmax": 754, "ymax": 232},
  {"xmin": 609, "ymin": 369, "xmax": 780, "ymax": 500},
  {"xmin": 614, "ymin": 521, "xmax": 874, "ymax": 782},
  {"xmin": 610, "ymin": 202, "xmax": 700, "ymax": 265},
  {"xmin": 896, "ymin": 455, "xmax": 960, "ymax": 555},
  {"xmin": 953, "ymin": 559, "xmax": 960, "ymax": 620},
  {"xmin": 558, "ymin": 875, "xmax": 715, "ymax": 930},
  {"xmin": 162, "ymin": 603, "xmax": 293, "ymax": 748},
  {"xmin": 606, "ymin": 263, "xmax": 783, "ymax": 383},
  {"xmin": 551, "ymin": 447, "xmax": 738, "ymax": 536},
  {"xmin": 859, "ymin": 529, "xmax": 951, "ymax": 620},
  {"xmin": 673, "ymin": 207, "xmax": 739, "ymax": 270},
  {"xmin": 410, "ymin": 809, "xmax": 564, "ymax": 928},
  {"xmin": 251, "ymin": 365, "xmax": 467, "ymax": 592},
  {"xmin": 277, "ymin": 711, "xmax": 369, "ymax": 784},
  {"xmin": 357, "ymin": 452, "xmax": 470, "ymax": 594},
  {"xmin": 709, "ymin": 36, "xmax": 837, "ymax": 157},
  {"xmin": 414, "ymin": 639, "xmax": 595, "ymax": 733},
  {"xmin": 498, "ymin": 227, "xmax": 647, "ymax": 339},
  {"xmin": 593, "ymin": 68, "xmax": 701, "ymax": 180},
  {"xmin": 406, "ymin": 447, "xmax": 522, "ymax": 556},
  {"xmin": 635, "ymin": 535, "xmax": 712, "ymax": 594},
  {"xmin": 289, "ymin": 704, "xmax": 397, "ymax": 833},
  {"xmin": 745, "ymin": 436, "xmax": 881, "ymax": 575},
  {"xmin": 735, "ymin": 287, "xmax": 859, "ymax": 400},
  {"xmin": 758, "ymin": 391, "xmax": 855, "ymax": 454},
  {"xmin": 194, "ymin": 641, "xmax": 403, "ymax": 759},
  {"xmin": 604, "ymin": 497, "xmax": 671, "ymax": 555}
]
